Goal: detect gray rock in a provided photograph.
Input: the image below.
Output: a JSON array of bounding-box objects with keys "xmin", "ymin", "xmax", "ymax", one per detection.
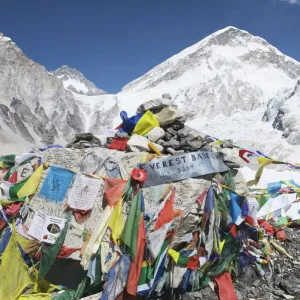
[
  {"xmin": 65, "ymin": 138, "xmax": 78, "ymax": 148},
  {"xmin": 284, "ymin": 228, "xmax": 294, "ymax": 242},
  {"xmin": 280, "ymin": 275, "xmax": 300, "ymax": 295},
  {"xmin": 75, "ymin": 133, "xmax": 94, "ymax": 141},
  {"xmin": 224, "ymin": 160, "xmax": 240, "ymax": 169},
  {"xmin": 221, "ymin": 139, "xmax": 234, "ymax": 148},
  {"xmin": 252, "ymin": 279, "xmax": 260, "ymax": 287},
  {"xmin": 172, "ymin": 121, "xmax": 185, "ymax": 131},
  {"xmin": 136, "ymin": 98, "xmax": 171, "ymax": 114},
  {"xmin": 147, "ymin": 127, "xmax": 165, "ymax": 143},
  {"xmin": 176, "ymin": 110, "xmax": 188, "ymax": 124},
  {"xmin": 115, "ymin": 131, "xmax": 129, "ymax": 138},
  {"xmin": 282, "ymin": 294, "xmax": 295, "ymax": 299},
  {"xmin": 107, "ymin": 137, "xmax": 114, "ymax": 144},
  {"xmin": 170, "ymin": 138, "xmax": 180, "ymax": 150},
  {"xmin": 179, "ymin": 137, "xmax": 188, "ymax": 146},
  {"xmin": 162, "ymin": 93, "xmax": 172, "ymax": 100},
  {"xmin": 178, "ymin": 127, "xmax": 189, "ymax": 138},
  {"xmin": 127, "ymin": 134, "xmax": 164, "ymax": 153},
  {"xmin": 186, "ymin": 128, "xmax": 202, "ymax": 142},
  {"xmin": 167, "ymin": 127, "xmax": 178, "ymax": 136},
  {"xmin": 155, "ymin": 106, "xmax": 177, "ymax": 126},
  {"xmin": 166, "ymin": 148, "xmax": 185, "ymax": 155},
  {"xmin": 156, "ymin": 139, "xmax": 165, "ymax": 146},
  {"xmin": 164, "ymin": 132, "xmax": 172, "ymax": 141},
  {"xmin": 162, "ymin": 140, "xmax": 171, "ymax": 148},
  {"xmin": 264, "ymin": 293, "xmax": 275, "ymax": 300},
  {"xmin": 199, "ymin": 145, "xmax": 213, "ymax": 151},
  {"xmin": 251, "ymin": 287, "xmax": 259, "ymax": 297},
  {"xmin": 275, "ymin": 274, "xmax": 284, "ymax": 286},
  {"xmin": 187, "ymin": 139, "xmax": 204, "ymax": 150},
  {"xmin": 273, "ymin": 289, "xmax": 284, "ymax": 296}
]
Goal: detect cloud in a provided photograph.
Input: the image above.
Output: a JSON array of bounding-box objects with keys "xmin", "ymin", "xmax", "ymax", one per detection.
[{"xmin": 280, "ymin": 0, "xmax": 299, "ymax": 4}]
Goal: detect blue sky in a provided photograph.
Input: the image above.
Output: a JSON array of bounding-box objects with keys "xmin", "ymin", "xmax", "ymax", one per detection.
[{"xmin": 0, "ymin": 0, "xmax": 300, "ymax": 93}]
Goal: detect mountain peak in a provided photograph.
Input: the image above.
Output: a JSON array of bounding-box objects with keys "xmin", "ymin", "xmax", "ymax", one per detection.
[
  {"xmin": 122, "ymin": 26, "xmax": 300, "ymax": 93},
  {"xmin": 53, "ymin": 65, "xmax": 107, "ymax": 96},
  {"xmin": 0, "ymin": 32, "xmax": 16, "ymax": 46}
]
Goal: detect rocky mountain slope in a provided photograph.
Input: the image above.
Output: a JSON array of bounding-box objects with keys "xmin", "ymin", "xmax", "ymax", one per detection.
[
  {"xmin": 1, "ymin": 27, "xmax": 300, "ymax": 162},
  {"xmin": 0, "ymin": 32, "xmax": 84, "ymax": 151},
  {"xmin": 263, "ymin": 79, "xmax": 300, "ymax": 146},
  {"xmin": 53, "ymin": 65, "xmax": 107, "ymax": 96}
]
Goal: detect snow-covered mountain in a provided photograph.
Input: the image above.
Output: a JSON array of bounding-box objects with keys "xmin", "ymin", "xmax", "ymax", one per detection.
[
  {"xmin": 1, "ymin": 26, "xmax": 300, "ymax": 162},
  {"xmin": 0, "ymin": 32, "xmax": 85, "ymax": 152},
  {"xmin": 115, "ymin": 26, "xmax": 300, "ymax": 161},
  {"xmin": 53, "ymin": 65, "xmax": 107, "ymax": 96},
  {"xmin": 121, "ymin": 26, "xmax": 300, "ymax": 118}
]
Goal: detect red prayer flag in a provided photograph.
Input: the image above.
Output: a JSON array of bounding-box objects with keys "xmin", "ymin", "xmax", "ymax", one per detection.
[
  {"xmin": 104, "ymin": 178, "xmax": 127, "ymax": 207},
  {"xmin": 239, "ymin": 149, "xmax": 255, "ymax": 163},
  {"xmin": 187, "ymin": 256, "xmax": 199, "ymax": 270},
  {"xmin": 108, "ymin": 138, "xmax": 128, "ymax": 151},
  {"xmin": 8, "ymin": 171, "xmax": 18, "ymax": 183},
  {"xmin": 6, "ymin": 202, "xmax": 22, "ymax": 216},
  {"xmin": 126, "ymin": 216, "xmax": 146, "ymax": 295},
  {"xmin": 230, "ymin": 224, "xmax": 236, "ymax": 238},
  {"xmin": 154, "ymin": 189, "xmax": 175, "ymax": 230},
  {"xmin": 214, "ymin": 271, "xmax": 238, "ymax": 300}
]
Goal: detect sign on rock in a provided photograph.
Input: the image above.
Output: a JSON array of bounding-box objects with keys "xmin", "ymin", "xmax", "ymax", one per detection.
[{"xmin": 138, "ymin": 151, "xmax": 230, "ymax": 187}]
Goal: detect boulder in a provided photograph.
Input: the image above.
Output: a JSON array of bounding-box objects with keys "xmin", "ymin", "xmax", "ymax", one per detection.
[
  {"xmin": 136, "ymin": 98, "xmax": 171, "ymax": 114},
  {"xmin": 147, "ymin": 127, "xmax": 165, "ymax": 143},
  {"xmin": 127, "ymin": 134, "xmax": 164, "ymax": 153},
  {"xmin": 155, "ymin": 106, "xmax": 177, "ymax": 126},
  {"xmin": 75, "ymin": 133, "xmax": 94, "ymax": 141}
]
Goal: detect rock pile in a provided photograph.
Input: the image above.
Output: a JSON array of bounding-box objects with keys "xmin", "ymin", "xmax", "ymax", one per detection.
[{"xmin": 1, "ymin": 94, "xmax": 299, "ymax": 300}]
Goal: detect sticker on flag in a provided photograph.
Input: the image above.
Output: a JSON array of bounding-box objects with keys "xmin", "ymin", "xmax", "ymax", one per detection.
[{"xmin": 138, "ymin": 151, "xmax": 230, "ymax": 187}]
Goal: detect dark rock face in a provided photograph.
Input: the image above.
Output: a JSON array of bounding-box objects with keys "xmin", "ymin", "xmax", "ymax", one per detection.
[{"xmin": 272, "ymin": 109, "xmax": 285, "ymax": 131}]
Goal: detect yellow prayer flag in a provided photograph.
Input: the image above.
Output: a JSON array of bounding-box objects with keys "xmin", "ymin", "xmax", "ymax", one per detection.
[
  {"xmin": 219, "ymin": 239, "xmax": 225, "ymax": 253},
  {"xmin": 168, "ymin": 248, "xmax": 180, "ymax": 263},
  {"xmin": 132, "ymin": 110, "xmax": 160, "ymax": 136},
  {"xmin": 17, "ymin": 164, "xmax": 44, "ymax": 198},
  {"xmin": 108, "ymin": 198, "xmax": 123, "ymax": 243},
  {"xmin": 258, "ymin": 157, "xmax": 273, "ymax": 164}
]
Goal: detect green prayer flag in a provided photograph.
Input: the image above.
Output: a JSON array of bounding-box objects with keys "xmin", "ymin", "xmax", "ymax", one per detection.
[{"xmin": 121, "ymin": 188, "xmax": 141, "ymax": 259}]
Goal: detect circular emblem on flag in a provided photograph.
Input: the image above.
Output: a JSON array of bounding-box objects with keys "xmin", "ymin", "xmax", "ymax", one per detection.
[{"xmin": 131, "ymin": 168, "xmax": 147, "ymax": 182}]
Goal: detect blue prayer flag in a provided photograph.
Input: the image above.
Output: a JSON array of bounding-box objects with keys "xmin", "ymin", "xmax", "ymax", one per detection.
[{"xmin": 39, "ymin": 166, "xmax": 74, "ymax": 203}]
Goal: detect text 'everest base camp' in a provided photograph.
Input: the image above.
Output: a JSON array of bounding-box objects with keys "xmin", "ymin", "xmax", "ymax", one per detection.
[{"xmin": 1, "ymin": 27, "xmax": 300, "ymax": 300}]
